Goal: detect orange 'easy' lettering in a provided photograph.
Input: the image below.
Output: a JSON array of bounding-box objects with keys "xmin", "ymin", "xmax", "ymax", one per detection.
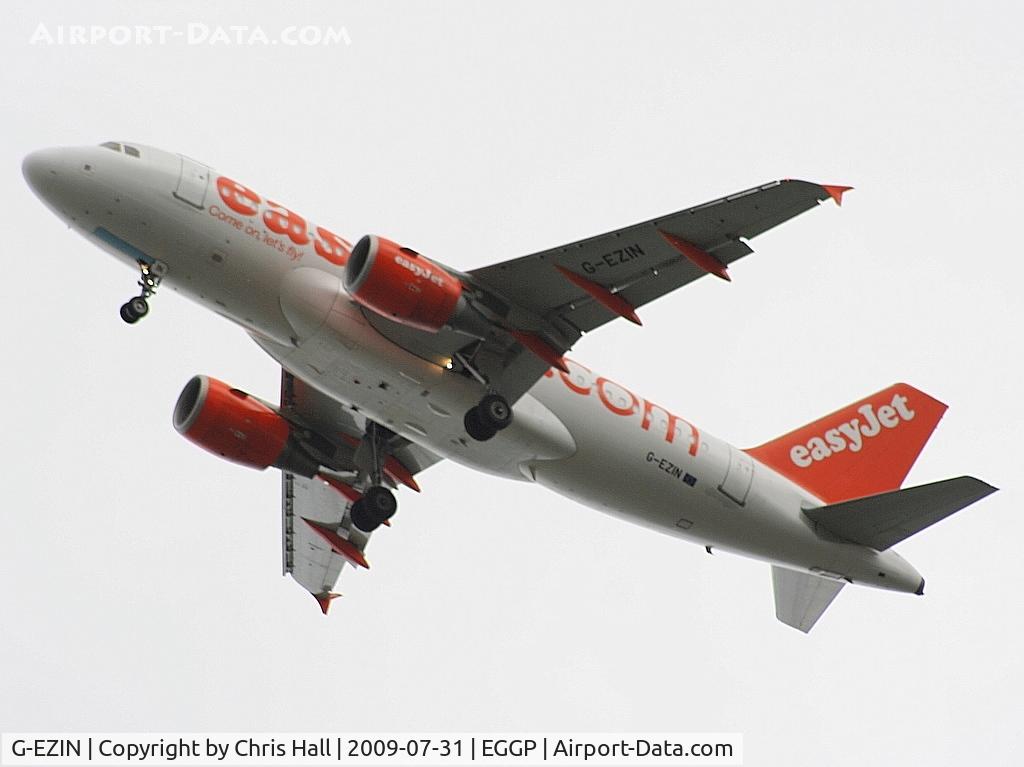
[
  {"xmin": 263, "ymin": 201, "xmax": 310, "ymax": 245},
  {"xmin": 216, "ymin": 176, "xmax": 260, "ymax": 216},
  {"xmin": 314, "ymin": 225, "xmax": 351, "ymax": 266}
]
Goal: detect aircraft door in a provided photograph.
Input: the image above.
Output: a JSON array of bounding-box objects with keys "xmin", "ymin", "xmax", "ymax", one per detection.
[
  {"xmin": 719, "ymin": 446, "xmax": 754, "ymax": 506},
  {"xmin": 173, "ymin": 155, "xmax": 211, "ymax": 209}
]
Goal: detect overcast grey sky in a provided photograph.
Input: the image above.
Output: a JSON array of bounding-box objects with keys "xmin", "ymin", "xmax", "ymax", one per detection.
[{"xmin": 2, "ymin": 2, "xmax": 1021, "ymax": 765}]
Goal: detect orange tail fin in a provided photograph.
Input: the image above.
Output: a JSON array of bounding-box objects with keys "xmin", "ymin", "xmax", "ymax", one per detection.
[{"xmin": 746, "ymin": 384, "xmax": 948, "ymax": 503}]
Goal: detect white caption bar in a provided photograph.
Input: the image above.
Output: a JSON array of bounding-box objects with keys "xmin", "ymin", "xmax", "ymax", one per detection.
[{"xmin": 1, "ymin": 733, "xmax": 742, "ymax": 766}]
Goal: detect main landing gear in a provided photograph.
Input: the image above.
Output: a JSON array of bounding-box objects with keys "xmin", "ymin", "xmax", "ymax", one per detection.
[
  {"xmin": 350, "ymin": 485, "xmax": 397, "ymax": 533},
  {"xmin": 464, "ymin": 392, "xmax": 513, "ymax": 442},
  {"xmin": 350, "ymin": 421, "xmax": 399, "ymax": 533},
  {"xmin": 120, "ymin": 259, "xmax": 167, "ymax": 324},
  {"xmin": 450, "ymin": 351, "xmax": 514, "ymax": 442}
]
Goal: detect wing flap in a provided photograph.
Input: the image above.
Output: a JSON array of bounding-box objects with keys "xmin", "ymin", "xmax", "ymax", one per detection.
[
  {"xmin": 771, "ymin": 566, "xmax": 845, "ymax": 633},
  {"xmin": 804, "ymin": 476, "xmax": 997, "ymax": 551},
  {"xmin": 283, "ymin": 472, "xmax": 364, "ymax": 599}
]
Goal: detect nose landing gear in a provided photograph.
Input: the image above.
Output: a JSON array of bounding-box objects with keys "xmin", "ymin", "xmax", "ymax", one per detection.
[
  {"xmin": 120, "ymin": 259, "xmax": 167, "ymax": 324},
  {"xmin": 119, "ymin": 296, "xmax": 149, "ymax": 323}
]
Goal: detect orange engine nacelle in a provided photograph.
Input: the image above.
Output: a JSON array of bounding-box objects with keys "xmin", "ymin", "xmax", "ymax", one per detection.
[
  {"xmin": 344, "ymin": 234, "xmax": 466, "ymax": 332},
  {"xmin": 173, "ymin": 376, "xmax": 319, "ymax": 476}
]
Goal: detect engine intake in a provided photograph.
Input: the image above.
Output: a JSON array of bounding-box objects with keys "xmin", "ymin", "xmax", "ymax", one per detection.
[{"xmin": 173, "ymin": 375, "xmax": 319, "ymax": 476}]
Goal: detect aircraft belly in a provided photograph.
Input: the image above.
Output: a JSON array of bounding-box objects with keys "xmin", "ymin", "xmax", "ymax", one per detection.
[
  {"xmin": 252, "ymin": 303, "xmax": 576, "ymax": 480},
  {"xmin": 527, "ymin": 378, "xmax": 886, "ymax": 578}
]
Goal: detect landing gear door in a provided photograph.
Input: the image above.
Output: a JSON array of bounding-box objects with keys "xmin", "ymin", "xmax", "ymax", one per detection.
[
  {"xmin": 173, "ymin": 155, "xmax": 211, "ymax": 209},
  {"xmin": 719, "ymin": 446, "xmax": 754, "ymax": 506}
]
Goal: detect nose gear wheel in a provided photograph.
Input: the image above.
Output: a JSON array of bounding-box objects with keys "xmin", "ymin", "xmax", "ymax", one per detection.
[{"xmin": 120, "ymin": 259, "xmax": 167, "ymax": 324}]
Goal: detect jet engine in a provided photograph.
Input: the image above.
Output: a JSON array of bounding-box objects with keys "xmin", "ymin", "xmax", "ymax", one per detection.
[
  {"xmin": 173, "ymin": 375, "xmax": 319, "ymax": 476},
  {"xmin": 344, "ymin": 235, "xmax": 490, "ymax": 336}
]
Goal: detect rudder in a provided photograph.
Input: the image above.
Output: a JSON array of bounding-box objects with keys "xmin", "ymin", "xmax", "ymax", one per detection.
[{"xmin": 746, "ymin": 384, "xmax": 947, "ymax": 503}]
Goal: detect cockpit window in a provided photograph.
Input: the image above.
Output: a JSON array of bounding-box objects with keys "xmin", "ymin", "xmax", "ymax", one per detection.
[{"xmin": 99, "ymin": 141, "xmax": 141, "ymax": 158}]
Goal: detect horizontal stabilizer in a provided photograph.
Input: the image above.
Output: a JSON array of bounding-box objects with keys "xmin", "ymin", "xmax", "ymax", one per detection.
[
  {"xmin": 805, "ymin": 476, "xmax": 997, "ymax": 551},
  {"xmin": 771, "ymin": 566, "xmax": 845, "ymax": 633}
]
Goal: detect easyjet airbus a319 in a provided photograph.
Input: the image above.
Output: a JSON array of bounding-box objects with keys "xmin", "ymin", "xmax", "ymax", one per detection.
[{"xmin": 23, "ymin": 142, "xmax": 997, "ymax": 632}]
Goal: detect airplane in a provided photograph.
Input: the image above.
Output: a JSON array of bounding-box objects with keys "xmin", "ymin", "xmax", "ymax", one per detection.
[{"xmin": 22, "ymin": 141, "xmax": 997, "ymax": 632}]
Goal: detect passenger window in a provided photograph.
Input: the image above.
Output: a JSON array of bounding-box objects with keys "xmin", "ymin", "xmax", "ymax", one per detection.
[
  {"xmin": 101, "ymin": 141, "xmax": 122, "ymax": 152},
  {"xmin": 124, "ymin": 145, "xmax": 140, "ymax": 158}
]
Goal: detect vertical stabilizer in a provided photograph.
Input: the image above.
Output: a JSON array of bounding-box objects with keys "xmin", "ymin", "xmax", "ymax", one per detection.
[{"xmin": 747, "ymin": 384, "xmax": 947, "ymax": 503}]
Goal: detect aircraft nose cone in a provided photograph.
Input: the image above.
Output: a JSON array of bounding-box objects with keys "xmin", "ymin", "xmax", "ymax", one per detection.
[
  {"xmin": 22, "ymin": 147, "xmax": 67, "ymax": 201},
  {"xmin": 23, "ymin": 149, "xmax": 50, "ymax": 194}
]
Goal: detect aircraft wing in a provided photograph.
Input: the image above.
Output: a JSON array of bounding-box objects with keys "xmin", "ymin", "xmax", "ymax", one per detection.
[
  {"xmin": 278, "ymin": 371, "xmax": 442, "ymax": 612},
  {"xmin": 283, "ymin": 472, "xmax": 369, "ymax": 612},
  {"xmin": 362, "ymin": 180, "xmax": 848, "ymax": 402}
]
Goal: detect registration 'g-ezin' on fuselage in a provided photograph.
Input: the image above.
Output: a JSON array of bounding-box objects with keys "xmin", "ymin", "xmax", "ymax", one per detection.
[{"xmin": 23, "ymin": 141, "xmax": 997, "ymax": 632}]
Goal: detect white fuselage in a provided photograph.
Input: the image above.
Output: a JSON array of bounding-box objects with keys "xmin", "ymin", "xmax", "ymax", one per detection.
[{"xmin": 23, "ymin": 143, "xmax": 924, "ymax": 595}]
